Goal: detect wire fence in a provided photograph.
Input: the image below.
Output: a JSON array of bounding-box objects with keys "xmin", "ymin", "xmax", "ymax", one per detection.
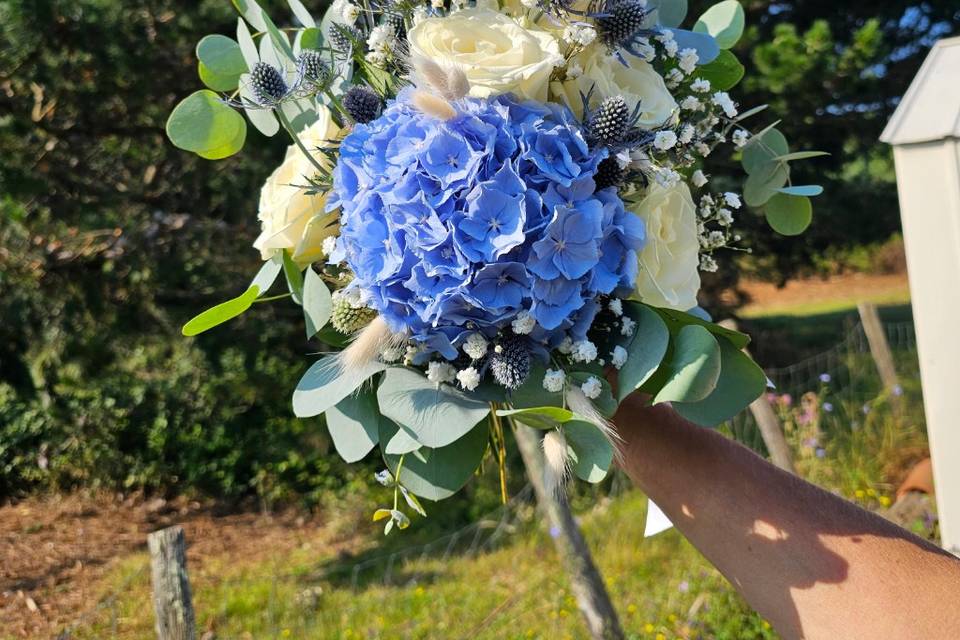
[
  {"xmin": 727, "ymin": 320, "xmax": 918, "ymax": 454},
  {"xmin": 55, "ymin": 319, "xmax": 923, "ymax": 640}
]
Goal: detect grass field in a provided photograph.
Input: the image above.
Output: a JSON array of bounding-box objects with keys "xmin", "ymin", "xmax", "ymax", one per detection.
[{"xmin": 60, "ymin": 301, "xmax": 933, "ymax": 640}]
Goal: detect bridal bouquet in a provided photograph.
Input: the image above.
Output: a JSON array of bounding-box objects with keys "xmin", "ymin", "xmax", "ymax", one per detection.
[{"xmin": 167, "ymin": 0, "xmax": 823, "ymax": 531}]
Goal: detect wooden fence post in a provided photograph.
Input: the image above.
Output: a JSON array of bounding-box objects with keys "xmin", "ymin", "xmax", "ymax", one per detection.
[
  {"xmin": 513, "ymin": 424, "xmax": 625, "ymax": 640},
  {"xmin": 148, "ymin": 526, "xmax": 196, "ymax": 640},
  {"xmin": 858, "ymin": 302, "xmax": 900, "ymax": 392},
  {"xmin": 748, "ymin": 393, "xmax": 797, "ymax": 474},
  {"xmin": 719, "ymin": 320, "xmax": 796, "ymax": 474}
]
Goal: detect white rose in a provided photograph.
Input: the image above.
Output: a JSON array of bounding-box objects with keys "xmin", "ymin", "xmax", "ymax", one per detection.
[
  {"xmin": 407, "ymin": 9, "xmax": 562, "ymax": 101},
  {"xmin": 254, "ymin": 107, "xmax": 341, "ymax": 267},
  {"xmin": 551, "ymin": 45, "xmax": 678, "ymax": 127},
  {"xmin": 630, "ymin": 182, "xmax": 701, "ymax": 311}
]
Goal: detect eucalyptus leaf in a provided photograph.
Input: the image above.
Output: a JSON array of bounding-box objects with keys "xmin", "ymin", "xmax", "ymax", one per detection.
[
  {"xmin": 650, "ymin": 306, "xmax": 751, "ymax": 349},
  {"xmin": 236, "ymin": 18, "xmax": 259, "ymax": 69},
  {"xmin": 497, "ymin": 407, "xmax": 577, "ymax": 425},
  {"xmin": 280, "ymin": 97, "xmax": 319, "ymax": 133},
  {"xmin": 400, "ymin": 486, "xmax": 427, "ymax": 517},
  {"xmin": 326, "ymin": 389, "xmax": 381, "ymax": 463},
  {"xmin": 232, "ymin": 0, "xmax": 268, "ymax": 31},
  {"xmin": 618, "ymin": 302, "xmax": 671, "ymax": 401},
  {"xmin": 695, "ymin": 49, "xmax": 744, "ymax": 91},
  {"xmin": 383, "ymin": 423, "xmax": 422, "ymax": 455},
  {"xmin": 377, "ymin": 368, "xmax": 490, "ymax": 449},
  {"xmin": 773, "ymin": 151, "xmax": 830, "ymax": 162},
  {"xmin": 765, "ymin": 193, "xmax": 813, "ymax": 236},
  {"xmin": 564, "ymin": 421, "xmax": 614, "ymax": 484},
  {"xmin": 166, "ymin": 90, "xmax": 247, "ymax": 160},
  {"xmin": 673, "ymin": 338, "xmax": 767, "ymax": 427},
  {"xmin": 392, "ymin": 510, "xmax": 410, "ymax": 529},
  {"xmin": 262, "ymin": 11, "xmax": 296, "ymax": 61},
  {"xmin": 288, "ymin": 0, "xmax": 316, "ymax": 27},
  {"xmin": 741, "ymin": 127, "xmax": 788, "ymax": 175},
  {"xmin": 295, "ymin": 27, "xmax": 323, "ymax": 53},
  {"xmin": 778, "ymin": 185, "xmax": 824, "ymax": 197},
  {"xmin": 282, "ymin": 250, "xmax": 304, "ymax": 304},
  {"xmin": 258, "ymin": 25, "xmax": 286, "ymax": 71},
  {"xmin": 666, "ymin": 28, "xmax": 720, "ymax": 65},
  {"xmin": 654, "ymin": 0, "xmax": 688, "ymax": 28},
  {"xmin": 198, "ymin": 62, "xmax": 240, "ymax": 92},
  {"xmin": 196, "ymin": 35, "xmax": 247, "ymax": 91},
  {"xmin": 249, "ymin": 254, "xmax": 283, "ymax": 295},
  {"xmin": 744, "ymin": 162, "xmax": 789, "ymax": 208},
  {"xmin": 654, "ymin": 325, "xmax": 722, "ymax": 404},
  {"xmin": 693, "ymin": 0, "xmax": 745, "ymax": 50},
  {"xmin": 302, "ymin": 268, "xmax": 332, "ymax": 339},
  {"xmin": 292, "ymin": 356, "xmax": 386, "ymax": 417},
  {"xmin": 734, "ymin": 104, "xmax": 769, "ymax": 122},
  {"xmin": 384, "ymin": 421, "xmax": 488, "ymax": 501},
  {"xmin": 182, "ymin": 286, "xmax": 259, "ymax": 337}
]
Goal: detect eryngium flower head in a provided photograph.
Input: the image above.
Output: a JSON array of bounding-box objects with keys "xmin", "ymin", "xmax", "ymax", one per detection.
[
  {"xmin": 250, "ymin": 62, "xmax": 289, "ymax": 105},
  {"xmin": 342, "ymin": 85, "xmax": 383, "ymax": 124},
  {"xmin": 589, "ymin": 96, "xmax": 630, "ymax": 146},
  {"xmin": 330, "ymin": 88, "xmax": 646, "ymax": 361},
  {"xmin": 329, "ymin": 24, "xmax": 363, "ymax": 54},
  {"xmin": 490, "ymin": 335, "xmax": 532, "ymax": 389},
  {"xmin": 297, "ymin": 50, "xmax": 331, "ymax": 87},
  {"xmin": 594, "ymin": 157, "xmax": 624, "ymax": 190},
  {"xmin": 595, "ymin": 0, "xmax": 652, "ymax": 50}
]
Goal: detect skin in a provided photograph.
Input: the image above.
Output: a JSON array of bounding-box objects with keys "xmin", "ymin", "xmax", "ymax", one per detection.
[{"xmin": 612, "ymin": 394, "xmax": 960, "ymax": 640}]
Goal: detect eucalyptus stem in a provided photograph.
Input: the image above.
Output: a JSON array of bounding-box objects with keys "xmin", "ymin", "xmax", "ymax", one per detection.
[
  {"xmin": 276, "ymin": 109, "xmax": 328, "ymax": 176},
  {"xmin": 393, "ymin": 454, "xmax": 406, "ymax": 510},
  {"xmin": 253, "ymin": 293, "xmax": 293, "ymax": 304},
  {"xmin": 323, "ymin": 89, "xmax": 346, "ymax": 126},
  {"xmin": 490, "ymin": 403, "xmax": 509, "ymax": 505}
]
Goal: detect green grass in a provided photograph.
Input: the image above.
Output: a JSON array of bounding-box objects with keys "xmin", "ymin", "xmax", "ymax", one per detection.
[{"xmin": 71, "ymin": 491, "xmax": 781, "ymax": 640}]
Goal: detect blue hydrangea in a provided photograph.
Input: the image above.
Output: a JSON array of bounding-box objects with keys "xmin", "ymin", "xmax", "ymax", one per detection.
[{"xmin": 330, "ymin": 88, "xmax": 645, "ymax": 359}]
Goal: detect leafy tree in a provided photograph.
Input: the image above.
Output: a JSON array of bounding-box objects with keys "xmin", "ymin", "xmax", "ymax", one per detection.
[
  {"xmin": 690, "ymin": 0, "xmax": 959, "ymax": 287},
  {"xmin": 0, "ymin": 0, "xmax": 361, "ymax": 501}
]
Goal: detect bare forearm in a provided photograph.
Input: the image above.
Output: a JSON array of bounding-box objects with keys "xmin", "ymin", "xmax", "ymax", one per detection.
[{"xmin": 614, "ymin": 399, "xmax": 960, "ymax": 640}]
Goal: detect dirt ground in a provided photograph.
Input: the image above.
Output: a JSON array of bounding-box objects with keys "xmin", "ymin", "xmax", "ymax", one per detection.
[
  {"xmin": 0, "ymin": 271, "xmax": 915, "ymax": 639},
  {"xmin": 0, "ymin": 494, "xmax": 345, "ymax": 638},
  {"xmin": 739, "ymin": 272, "xmax": 910, "ymax": 315}
]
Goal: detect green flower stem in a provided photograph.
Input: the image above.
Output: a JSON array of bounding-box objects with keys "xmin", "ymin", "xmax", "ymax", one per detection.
[
  {"xmin": 253, "ymin": 293, "xmax": 293, "ymax": 304},
  {"xmin": 323, "ymin": 89, "xmax": 346, "ymax": 127},
  {"xmin": 276, "ymin": 109, "xmax": 327, "ymax": 176},
  {"xmin": 393, "ymin": 454, "xmax": 406, "ymax": 511}
]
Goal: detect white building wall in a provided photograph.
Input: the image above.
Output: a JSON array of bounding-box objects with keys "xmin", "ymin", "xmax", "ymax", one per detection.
[{"xmin": 891, "ymin": 139, "xmax": 960, "ymax": 554}]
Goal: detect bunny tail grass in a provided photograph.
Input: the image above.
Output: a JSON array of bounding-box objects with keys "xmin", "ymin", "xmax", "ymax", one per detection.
[
  {"xmin": 444, "ymin": 65, "xmax": 470, "ymax": 101},
  {"xmin": 542, "ymin": 430, "xmax": 571, "ymax": 496},
  {"xmin": 565, "ymin": 385, "xmax": 624, "ymax": 465},
  {"xmin": 337, "ymin": 316, "xmax": 402, "ymax": 374},
  {"xmin": 407, "ymin": 54, "xmax": 471, "ymax": 101},
  {"xmin": 411, "ymin": 90, "xmax": 458, "ymax": 121}
]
